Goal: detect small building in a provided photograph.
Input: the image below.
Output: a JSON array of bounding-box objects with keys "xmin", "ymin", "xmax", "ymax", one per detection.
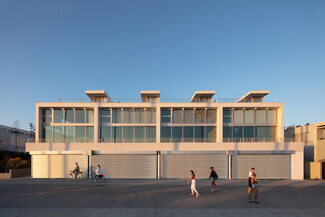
[
  {"xmin": 0, "ymin": 125, "xmax": 33, "ymax": 152},
  {"xmin": 285, "ymin": 122, "xmax": 325, "ymax": 179},
  {"xmin": 26, "ymin": 90, "xmax": 304, "ymax": 180}
]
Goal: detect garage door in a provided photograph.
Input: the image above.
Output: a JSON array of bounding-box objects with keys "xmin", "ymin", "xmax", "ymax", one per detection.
[
  {"xmin": 32, "ymin": 154, "xmax": 88, "ymax": 178},
  {"xmin": 232, "ymin": 154, "xmax": 291, "ymax": 179},
  {"xmin": 91, "ymin": 154, "xmax": 157, "ymax": 179},
  {"xmin": 161, "ymin": 154, "xmax": 227, "ymax": 179}
]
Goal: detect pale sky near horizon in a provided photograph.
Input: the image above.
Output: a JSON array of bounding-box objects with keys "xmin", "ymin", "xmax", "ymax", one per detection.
[{"xmin": 0, "ymin": 0, "xmax": 324, "ymax": 130}]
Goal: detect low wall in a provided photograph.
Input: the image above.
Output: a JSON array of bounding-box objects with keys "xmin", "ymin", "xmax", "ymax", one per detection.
[{"xmin": 0, "ymin": 168, "xmax": 31, "ymax": 179}]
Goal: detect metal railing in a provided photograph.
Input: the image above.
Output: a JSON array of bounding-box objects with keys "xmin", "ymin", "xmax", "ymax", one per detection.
[
  {"xmin": 214, "ymin": 98, "xmax": 238, "ymax": 103},
  {"xmin": 223, "ymin": 138, "xmax": 280, "ymax": 143},
  {"xmin": 27, "ymin": 138, "xmax": 94, "ymax": 143},
  {"xmin": 57, "ymin": 98, "xmax": 92, "ymax": 103}
]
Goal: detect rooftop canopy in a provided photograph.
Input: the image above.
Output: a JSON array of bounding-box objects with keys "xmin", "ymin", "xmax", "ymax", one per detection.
[
  {"xmin": 85, "ymin": 90, "xmax": 111, "ymax": 102},
  {"xmin": 190, "ymin": 90, "xmax": 215, "ymax": 103},
  {"xmin": 236, "ymin": 90, "xmax": 270, "ymax": 103},
  {"xmin": 140, "ymin": 90, "xmax": 160, "ymax": 102}
]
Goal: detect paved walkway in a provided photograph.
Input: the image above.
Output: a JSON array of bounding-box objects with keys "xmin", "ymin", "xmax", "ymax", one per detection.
[{"xmin": 0, "ymin": 179, "xmax": 324, "ymax": 216}]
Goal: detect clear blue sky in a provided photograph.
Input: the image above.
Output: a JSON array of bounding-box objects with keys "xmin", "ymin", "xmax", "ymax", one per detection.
[{"xmin": 1, "ymin": 0, "xmax": 324, "ymax": 130}]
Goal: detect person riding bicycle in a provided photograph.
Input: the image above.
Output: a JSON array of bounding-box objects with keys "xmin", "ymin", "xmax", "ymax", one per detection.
[
  {"xmin": 93, "ymin": 164, "xmax": 103, "ymax": 181},
  {"xmin": 72, "ymin": 162, "xmax": 80, "ymax": 180}
]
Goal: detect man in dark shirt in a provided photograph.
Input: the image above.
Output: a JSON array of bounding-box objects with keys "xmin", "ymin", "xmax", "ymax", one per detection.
[
  {"xmin": 73, "ymin": 162, "xmax": 80, "ymax": 180},
  {"xmin": 248, "ymin": 174, "xmax": 258, "ymax": 203},
  {"xmin": 209, "ymin": 167, "xmax": 219, "ymax": 192}
]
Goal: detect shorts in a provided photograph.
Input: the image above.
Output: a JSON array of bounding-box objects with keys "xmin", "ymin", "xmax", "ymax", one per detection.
[{"xmin": 248, "ymin": 187, "xmax": 258, "ymax": 195}]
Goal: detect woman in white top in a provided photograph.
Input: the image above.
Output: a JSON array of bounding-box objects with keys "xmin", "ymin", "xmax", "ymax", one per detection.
[{"xmin": 94, "ymin": 164, "xmax": 103, "ymax": 181}]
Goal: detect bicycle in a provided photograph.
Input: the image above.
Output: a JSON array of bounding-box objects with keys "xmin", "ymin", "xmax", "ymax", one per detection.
[
  {"xmin": 91, "ymin": 172, "xmax": 105, "ymax": 183},
  {"xmin": 66, "ymin": 170, "xmax": 84, "ymax": 181}
]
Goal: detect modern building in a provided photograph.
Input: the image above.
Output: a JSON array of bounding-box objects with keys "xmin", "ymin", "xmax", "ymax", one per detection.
[
  {"xmin": 26, "ymin": 90, "xmax": 304, "ymax": 180},
  {"xmin": 285, "ymin": 122, "xmax": 325, "ymax": 179},
  {"xmin": 0, "ymin": 124, "xmax": 33, "ymax": 152}
]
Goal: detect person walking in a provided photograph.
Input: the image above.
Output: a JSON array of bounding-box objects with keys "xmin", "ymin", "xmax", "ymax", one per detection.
[
  {"xmin": 187, "ymin": 170, "xmax": 200, "ymax": 198},
  {"xmin": 248, "ymin": 174, "xmax": 259, "ymax": 203},
  {"xmin": 209, "ymin": 167, "xmax": 219, "ymax": 192}
]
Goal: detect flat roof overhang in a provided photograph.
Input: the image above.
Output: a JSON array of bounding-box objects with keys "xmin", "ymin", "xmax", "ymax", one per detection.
[
  {"xmin": 140, "ymin": 90, "xmax": 160, "ymax": 102},
  {"xmin": 85, "ymin": 90, "xmax": 111, "ymax": 102},
  {"xmin": 190, "ymin": 90, "xmax": 215, "ymax": 102},
  {"xmin": 236, "ymin": 90, "xmax": 270, "ymax": 103}
]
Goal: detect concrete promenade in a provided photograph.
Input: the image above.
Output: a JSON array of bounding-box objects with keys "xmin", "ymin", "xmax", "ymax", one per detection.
[{"xmin": 0, "ymin": 178, "xmax": 324, "ymax": 216}]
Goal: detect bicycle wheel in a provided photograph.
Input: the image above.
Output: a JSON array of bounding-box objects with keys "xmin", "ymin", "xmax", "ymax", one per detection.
[
  {"xmin": 66, "ymin": 173, "xmax": 73, "ymax": 181},
  {"xmin": 77, "ymin": 173, "xmax": 84, "ymax": 179},
  {"xmin": 98, "ymin": 175, "xmax": 105, "ymax": 183}
]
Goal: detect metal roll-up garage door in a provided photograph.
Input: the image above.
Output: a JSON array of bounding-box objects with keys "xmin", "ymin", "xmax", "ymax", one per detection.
[
  {"xmin": 32, "ymin": 154, "xmax": 88, "ymax": 178},
  {"xmin": 161, "ymin": 153, "xmax": 227, "ymax": 179},
  {"xmin": 92, "ymin": 154, "xmax": 157, "ymax": 179},
  {"xmin": 232, "ymin": 154, "xmax": 291, "ymax": 179}
]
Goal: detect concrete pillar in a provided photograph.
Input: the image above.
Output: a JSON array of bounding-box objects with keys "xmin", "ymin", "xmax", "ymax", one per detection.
[
  {"xmin": 217, "ymin": 107, "xmax": 223, "ymax": 143},
  {"xmin": 277, "ymin": 106, "xmax": 284, "ymax": 141},
  {"xmin": 93, "ymin": 104, "xmax": 99, "ymax": 143}
]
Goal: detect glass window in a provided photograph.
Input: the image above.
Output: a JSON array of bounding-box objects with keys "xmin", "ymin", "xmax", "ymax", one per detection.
[
  {"xmin": 75, "ymin": 126, "xmax": 85, "ymax": 143},
  {"xmin": 86, "ymin": 110, "xmax": 94, "ymax": 123},
  {"xmin": 223, "ymin": 109, "xmax": 232, "ymax": 124},
  {"xmin": 233, "ymin": 126, "xmax": 243, "ymax": 142},
  {"xmin": 42, "ymin": 125, "xmax": 52, "ymax": 142},
  {"xmin": 112, "ymin": 109, "xmax": 122, "ymax": 123},
  {"xmin": 172, "ymin": 109, "xmax": 183, "ymax": 123},
  {"xmin": 161, "ymin": 117, "xmax": 171, "ymax": 123},
  {"xmin": 161, "ymin": 109, "xmax": 171, "ymax": 116},
  {"xmin": 101, "ymin": 109, "xmax": 110, "ymax": 116},
  {"xmin": 195, "ymin": 126, "xmax": 205, "ymax": 142},
  {"xmin": 183, "ymin": 126, "xmax": 193, "ymax": 142},
  {"xmin": 146, "ymin": 109, "xmax": 156, "ymax": 123},
  {"xmin": 100, "ymin": 126, "xmax": 111, "ymax": 142},
  {"xmin": 161, "ymin": 127, "xmax": 171, "ymax": 143},
  {"xmin": 101, "ymin": 117, "xmax": 110, "ymax": 123},
  {"xmin": 206, "ymin": 110, "xmax": 216, "ymax": 123},
  {"xmin": 86, "ymin": 126, "xmax": 94, "ymax": 143},
  {"xmin": 64, "ymin": 126, "xmax": 74, "ymax": 143},
  {"xmin": 244, "ymin": 126, "xmax": 254, "ymax": 142},
  {"xmin": 244, "ymin": 110, "xmax": 254, "ymax": 124},
  {"xmin": 255, "ymin": 110, "xmax": 266, "ymax": 124},
  {"xmin": 123, "ymin": 126, "xmax": 133, "ymax": 143},
  {"xmin": 223, "ymin": 117, "xmax": 231, "ymax": 123},
  {"xmin": 146, "ymin": 127, "xmax": 156, "ymax": 143},
  {"xmin": 134, "ymin": 127, "xmax": 145, "ymax": 143},
  {"xmin": 54, "ymin": 109, "xmax": 64, "ymax": 123},
  {"xmin": 75, "ymin": 110, "xmax": 85, "ymax": 123},
  {"xmin": 44, "ymin": 109, "xmax": 52, "ymax": 116},
  {"xmin": 172, "ymin": 127, "xmax": 182, "ymax": 142},
  {"xmin": 195, "ymin": 109, "xmax": 206, "ymax": 123},
  {"xmin": 267, "ymin": 110, "xmax": 277, "ymax": 124},
  {"xmin": 53, "ymin": 126, "xmax": 64, "ymax": 142},
  {"xmin": 112, "ymin": 126, "xmax": 122, "ymax": 143},
  {"xmin": 255, "ymin": 126, "xmax": 266, "ymax": 142},
  {"xmin": 134, "ymin": 109, "xmax": 145, "ymax": 123},
  {"xmin": 223, "ymin": 126, "xmax": 232, "ymax": 142},
  {"xmin": 43, "ymin": 109, "xmax": 52, "ymax": 123},
  {"xmin": 64, "ymin": 110, "xmax": 74, "ymax": 123},
  {"xmin": 206, "ymin": 127, "xmax": 216, "ymax": 142},
  {"xmin": 233, "ymin": 110, "xmax": 244, "ymax": 124},
  {"xmin": 183, "ymin": 109, "xmax": 194, "ymax": 124},
  {"xmin": 223, "ymin": 109, "xmax": 231, "ymax": 116},
  {"xmin": 266, "ymin": 127, "xmax": 276, "ymax": 142},
  {"xmin": 123, "ymin": 109, "xmax": 133, "ymax": 123}
]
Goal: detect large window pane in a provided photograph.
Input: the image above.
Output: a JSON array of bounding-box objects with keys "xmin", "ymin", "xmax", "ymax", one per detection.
[
  {"xmin": 206, "ymin": 110, "xmax": 216, "ymax": 123},
  {"xmin": 161, "ymin": 117, "xmax": 171, "ymax": 123},
  {"xmin": 123, "ymin": 109, "xmax": 133, "ymax": 123},
  {"xmin": 233, "ymin": 110, "xmax": 244, "ymax": 124},
  {"xmin": 172, "ymin": 109, "xmax": 183, "ymax": 123},
  {"xmin": 183, "ymin": 109, "xmax": 194, "ymax": 124},
  {"xmin": 206, "ymin": 127, "xmax": 216, "ymax": 142},
  {"xmin": 64, "ymin": 110, "xmax": 74, "ymax": 123},
  {"xmin": 161, "ymin": 109, "xmax": 171, "ymax": 116},
  {"xmin": 223, "ymin": 109, "xmax": 232, "ymax": 124},
  {"xmin": 86, "ymin": 127, "xmax": 94, "ymax": 143},
  {"xmin": 266, "ymin": 127, "xmax": 276, "ymax": 142},
  {"xmin": 100, "ymin": 126, "xmax": 111, "ymax": 142},
  {"xmin": 233, "ymin": 126, "xmax": 243, "ymax": 142},
  {"xmin": 101, "ymin": 117, "xmax": 110, "ymax": 123},
  {"xmin": 223, "ymin": 109, "xmax": 231, "ymax": 116},
  {"xmin": 123, "ymin": 126, "xmax": 133, "ymax": 143},
  {"xmin": 255, "ymin": 110, "xmax": 266, "ymax": 124},
  {"xmin": 112, "ymin": 109, "xmax": 122, "ymax": 123},
  {"xmin": 75, "ymin": 110, "xmax": 85, "ymax": 123},
  {"xmin": 267, "ymin": 110, "xmax": 277, "ymax": 124},
  {"xmin": 146, "ymin": 109, "xmax": 156, "ymax": 123},
  {"xmin": 75, "ymin": 126, "xmax": 85, "ymax": 143},
  {"xmin": 244, "ymin": 126, "xmax": 254, "ymax": 142},
  {"xmin": 64, "ymin": 126, "xmax": 74, "ymax": 143},
  {"xmin": 54, "ymin": 110, "xmax": 64, "ymax": 123},
  {"xmin": 183, "ymin": 127, "xmax": 194, "ymax": 142},
  {"xmin": 146, "ymin": 127, "xmax": 156, "ymax": 143},
  {"xmin": 53, "ymin": 126, "xmax": 63, "ymax": 142},
  {"xmin": 86, "ymin": 110, "xmax": 94, "ymax": 123},
  {"xmin": 195, "ymin": 109, "xmax": 205, "ymax": 123},
  {"xmin": 223, "ymin": 126, "xmax": 232, "ymax": 142},
  {"xmin": 101, "ymin": 109, "xmax": 110, "ymax": 116},
  {"xmin": 135, "ymin": 127, "xmax": 145, "ymax": 143},
  {"xmin": 195, "ymin": 126, "xmax": 205, "ymax": 142},
  {"xmin": 42, "ymin": 125, "xmax": 52, "ymax": 142},
  {"xmin": 172, "ymin": 127, "xmax": 182, "ymax": 142},
  {"xmin": 112, "ymin": 126, "xmax": 122, "ymax": 143},
  {"xmin": 161, "ymin": 127, "xmax": 171, "ymax": 143},
  {"xmin": 244, "ymin": 110, "xmax": 254, "ymax": 124},
  {"xmin": 255, "ymin": 126, "xmax": 266, "ymax": 142},
  {"xmin": 134, "ymin": 109, "xmax": 145, "ymax": 123}
]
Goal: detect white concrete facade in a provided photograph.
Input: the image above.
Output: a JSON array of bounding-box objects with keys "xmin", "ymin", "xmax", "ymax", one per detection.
[{"xmin": 26, "ymin": 90, "xmax": 304, "ymax": 180}]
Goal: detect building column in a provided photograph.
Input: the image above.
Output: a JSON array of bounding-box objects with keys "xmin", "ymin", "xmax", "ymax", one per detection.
[
  {"xmin": 277, "ymin": 106, "xmax": 284, "ymax": 141},
  {"xmin": 94, "ymin": 104, "xmax": 99, "ymax": 143},
  {"xmin": 217, "ymin": 107, "xmax": 223, "ymax": 143}
]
